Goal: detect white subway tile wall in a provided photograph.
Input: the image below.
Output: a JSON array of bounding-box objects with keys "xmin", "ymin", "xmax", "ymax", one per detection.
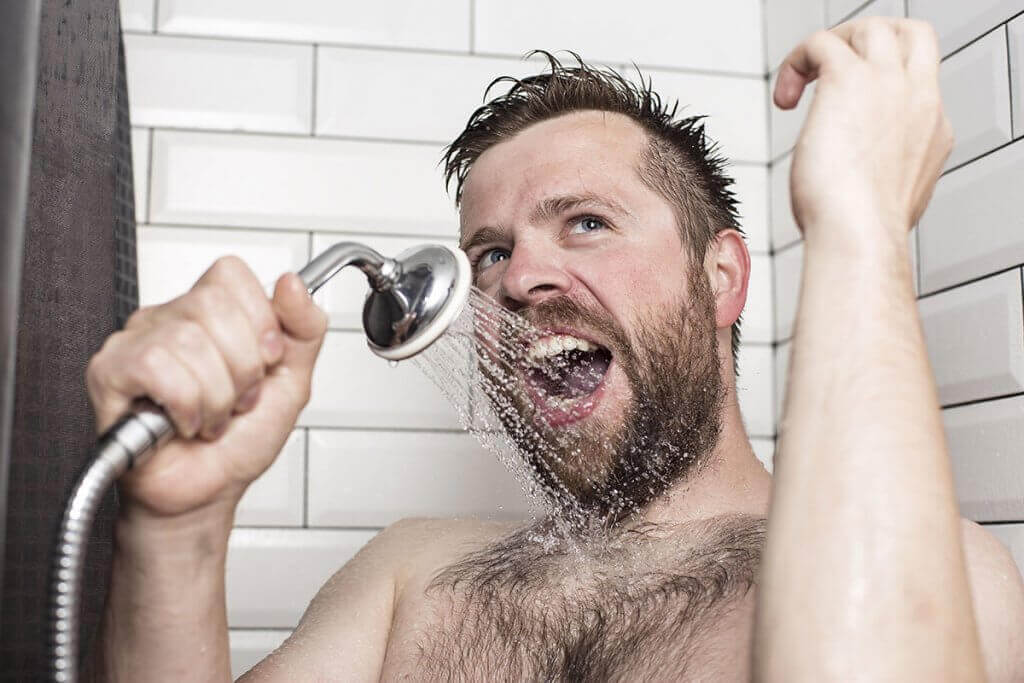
[
  {"xmin": 765, "ymin": 1, "xmax": 1024, "ymax": 581},
  {"xmin": 918, "ymin": 269, "xmax": 1024, "ymax": 407},
  {"xmin": 908, "ymin": 0, "xmax": 1024, "ymax": 57},
  {"xmin": 1012, "ymin": 18, "xmax": 1024, "ymax": 139},
  {"xmin": 124, "ymin": 34, "xmax": 313, "ymax": 134},
  {"xmin": 939, "ymin": 27, "xmax": 1012, "ymax": 170},
  {"xmin": 473, "ymin": 0, "xmax": 764, "ymax": 75}
]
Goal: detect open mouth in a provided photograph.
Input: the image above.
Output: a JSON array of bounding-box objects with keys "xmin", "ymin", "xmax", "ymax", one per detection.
[{"xmin": 523, "ymin": 332, "xmax": 613, "ymax": 424}]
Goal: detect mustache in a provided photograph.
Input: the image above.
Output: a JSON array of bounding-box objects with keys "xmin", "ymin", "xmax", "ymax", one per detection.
[{"xmin": 516, "ymin": 297, "xmax": 630, "ymax": 354}]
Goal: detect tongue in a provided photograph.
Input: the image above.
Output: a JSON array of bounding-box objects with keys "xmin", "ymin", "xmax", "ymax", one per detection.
[
  {"xmin": 563, "ymin": 351, "xmax": 609, "ymax": 397},
  {"xmin": 533, "ymin": 348, "xmax": 610, "ymax": 399}
]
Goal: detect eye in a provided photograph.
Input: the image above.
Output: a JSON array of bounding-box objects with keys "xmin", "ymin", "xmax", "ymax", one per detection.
[
  {"xmin": 477, "ymin": 247, "xmax": 510, "ymax": 271},
  {"xmin": 569, "ymin": 216, "xmax": 607, "ymax": 235}
]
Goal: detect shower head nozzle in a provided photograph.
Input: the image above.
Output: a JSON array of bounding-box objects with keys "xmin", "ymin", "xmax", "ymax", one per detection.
[
  {"xmin": 298, "ymin": 241, "xmax": 471, "ymax": 361},
  {"xmin": 362, "ymin": 243, "xmax": 470, "ymax": 360}
]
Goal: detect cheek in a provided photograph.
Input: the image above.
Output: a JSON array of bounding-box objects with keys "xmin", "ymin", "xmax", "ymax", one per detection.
[{"xmin": 578, "ymin": 243, "xmax": 687, "ymax": 323}]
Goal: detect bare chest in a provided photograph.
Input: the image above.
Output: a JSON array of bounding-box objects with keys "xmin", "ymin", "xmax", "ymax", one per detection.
[{"xmin": 380, "ymin": 516, "xmax": 765, "ymax": 682}]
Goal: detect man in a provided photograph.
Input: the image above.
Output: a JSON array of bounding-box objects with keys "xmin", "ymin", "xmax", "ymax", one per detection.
[{"xmin": 87, "ymin": 18, "xmax": 1024, "ymax": 681}]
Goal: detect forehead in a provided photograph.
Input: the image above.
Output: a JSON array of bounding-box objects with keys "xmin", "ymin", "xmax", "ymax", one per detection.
[{"xmin": 459, "ymin": 110, "xmax": 653, "ymax": 229}]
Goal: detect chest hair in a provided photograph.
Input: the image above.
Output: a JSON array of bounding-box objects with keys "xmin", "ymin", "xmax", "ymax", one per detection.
[{"xmin": 414, "ymin": 514, "xmax": 766, "ymax": 682}]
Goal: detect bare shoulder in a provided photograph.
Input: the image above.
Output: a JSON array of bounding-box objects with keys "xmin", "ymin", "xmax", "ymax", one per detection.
[
  {"xmin": 375, "ymin": 516, "xmax": 524, "ymax": 588},
  {"xmin": 237, "ymin": 517, "xmax": 518, "ymax": 681},
  {"xmin": 959, "ymin": 518, "xmax": 1024, "ymax": 683}
]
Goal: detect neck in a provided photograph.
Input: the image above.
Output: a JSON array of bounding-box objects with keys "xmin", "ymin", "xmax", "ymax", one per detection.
[{"xmin": 640, "ymin": 381, "xmax": 773, "ymax": 526}]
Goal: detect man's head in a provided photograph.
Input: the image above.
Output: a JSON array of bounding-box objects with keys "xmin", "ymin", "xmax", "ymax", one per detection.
[{"xmin": 444, "ymin": 54, "xmax": 751, "ymax": 523}]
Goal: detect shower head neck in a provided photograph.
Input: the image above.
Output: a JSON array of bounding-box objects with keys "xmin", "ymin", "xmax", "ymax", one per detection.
[{"xmin": 297, "ymin": 241, "xmax": 470, "ymax": 361}]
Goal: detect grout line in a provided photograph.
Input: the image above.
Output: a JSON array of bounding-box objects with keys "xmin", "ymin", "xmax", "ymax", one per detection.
[
  {"xmin": 941, "ymin": 15, "xmax": 1024, "ymax": 63},
  {"xmin": 151, "ymin": 0, "xmax": 159, "ymax": 33},
  {"xmin": 1008, "ymin": 24, "xmax": 1016, "ymax": 139},
  {"xmin": 142, "ymin": 221, "xmax": 461, "ymax": 241},
  {"xmin": 836, "ymin": 0, "xmax": 874, "ymax": 25},
  {"xmin": 469, "ymin": 0, "xmax": 475, "ymax": 54},
  {"xmin": 233, "ymin": 524, "xmax": 386, "ymax": 532},
  {"xmin": 145, "ymin": 124, "xmax": 448, "ymax": 147},
  {"xmin": 1020, "ymin": 267, "xmax": 1023, "ymax": 347},
  {"xmin": 941, "ymin": 135, "xmax": 1021, "ymax": 176},
  {"xmin": 119, "ymin": 27, "xmax": 767, "ymax": 79},
  {"xmin": 295, "ymin": 424, "xmax": 470, "ymax": 434},
  {"xmin": 302, "ymin": 428, "xmax": 309, "ymax": 528},
  {"xmin": 310, "ymin": 44, "xmax": 318, "ymax": 136},
  {"xmin": 145, "ymin": 128, "xmax": 154, "ymax": 224},
  {"xmin": 942, "ymin": 389, "xmax": 1024, "ymax": 411},
  {"xmin": 917, "ymin": 263, "xmax": 1024, "ymax": 300},
  {"xmin": 980, "ymin": 520, "xmax": 1024, "ymax": 527}
]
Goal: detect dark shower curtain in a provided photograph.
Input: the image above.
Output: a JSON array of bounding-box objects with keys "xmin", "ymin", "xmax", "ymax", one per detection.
[{"xmin": 0, "ymin": 0, "xmax": 138, "ymax": 678}]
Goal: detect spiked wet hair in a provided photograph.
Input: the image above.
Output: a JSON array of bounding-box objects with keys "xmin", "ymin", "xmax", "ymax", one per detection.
[{"xmin": 442, "ymin": 52, "xmax": 745, "ymax": 369}]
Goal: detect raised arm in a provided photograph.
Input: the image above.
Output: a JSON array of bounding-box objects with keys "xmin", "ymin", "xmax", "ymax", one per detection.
[
  {"xmin": 83, "ymin": 260, "xmax": 330, "ymax": 681},
  {"xmin": 753, "ymin": 18, "xmax": 986, "ymax": 681}
]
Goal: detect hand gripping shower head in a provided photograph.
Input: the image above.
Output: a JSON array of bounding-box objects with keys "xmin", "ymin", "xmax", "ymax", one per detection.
[{"xmin": 48, "ymin": 241, "xmax": 470, "ymax": 683}]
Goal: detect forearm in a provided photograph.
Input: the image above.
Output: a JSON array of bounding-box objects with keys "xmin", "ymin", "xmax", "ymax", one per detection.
[
  {"xmin": 88, "ymin": 503, "xmax": 236, "ymax": 683},
  {"xmin": 755, "ymin": 227, "xmax": 984, "ymax": 680}
]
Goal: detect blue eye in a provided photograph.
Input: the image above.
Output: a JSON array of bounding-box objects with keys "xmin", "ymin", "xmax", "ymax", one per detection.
[
  {"xmin": 477, "ymin": 247, "xmax": 510, "ymax": 270},
  {"xmin": 570, "ymin": 216, "xmax": 607, "ymax": 234}
]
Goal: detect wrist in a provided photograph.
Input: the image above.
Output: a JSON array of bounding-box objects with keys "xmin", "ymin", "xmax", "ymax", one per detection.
[{"xmin": 115, "ymin": 497, "xmax": 236, "ymax": 562}]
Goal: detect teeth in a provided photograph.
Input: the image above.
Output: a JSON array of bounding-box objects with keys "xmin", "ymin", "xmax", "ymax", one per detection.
[{"xmin": 526, "ymin": 334, "xmax": 599, "ymax": 364}]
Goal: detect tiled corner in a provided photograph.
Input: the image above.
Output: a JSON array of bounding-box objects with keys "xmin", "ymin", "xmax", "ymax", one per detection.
[
  {"xmin": 235, "ymin": 430, "xmax": 306, "ymax": 527},
  {"xmin": 939, "ymin": 27, "xmax": 1012, "ymax": 170},
  {"xmin": 737, "ymin": 343, "xmax": 775, "ymax": 437},
  {"xmin": 136, "ymin": 225, "xmax": 309, "ymax": 306},
  {"xmin": 772, "ymin": 242, "xmax": 804, "ymax": 343},
  {"xmin": 149, "ymin": 131, "xmax": 458, "ymax": 236},
  {"xmin": 731, "ymin": 164, "xmax": 770, "ymax": 254},
  {"xmin": 124, "ymin": 35, "xmax": 313, "ymax": 134},
  {"xmin": 773, "ymin": 341, "xmax": 792, "ymax": 434},
  {"xmin": 944, "ymin": 395, "xmax": 1024, "ymax": 522},
  {"xmin": 306, "ymin": 430, "xmax": 531, "ymax": 527},
  {"xmin": 157, "ymin": 0, "xmax": 472, "ymax": 51},
  {"xmin": 473, "ymin": 0, "xmax": 764, "ymax": 75},
  {"xmin": 919, "ymin": 269, "xmax": 1024, "ymax": 406},
  {"xmin": 746, "ymin": 253, "xmax": 775, "ymax": 344},
  {"xmin": 918, "ymin": 138, "xmax": 1024, "ymax": 294},
  {"xmin": 769, "ymin": 77, "xmax": 814, "ymax": 161},
  {"xmin": 226, "ymin": 527, "xmax": 378, "ymax": 627},
  {"xmin": 769, "ymin": 153, "xmax": 800, "ymax": 250},
  {"xmin": 300, "ymin": 332, "xmax": 463, "ymax": 430},
  {"xmin": 842, "ymin": 0, "xmax": 906, "ymax": 23}
]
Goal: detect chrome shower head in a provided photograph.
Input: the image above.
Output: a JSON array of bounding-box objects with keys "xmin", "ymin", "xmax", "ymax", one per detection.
[{"xmin": 298, "ymin": 241, "xmax": 471, "ymax": 360}]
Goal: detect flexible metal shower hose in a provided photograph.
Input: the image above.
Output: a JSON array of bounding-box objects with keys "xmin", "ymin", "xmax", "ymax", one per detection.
[{"xmin": 48, "ymin": 243, "xmax": 394, "ymax": 682}]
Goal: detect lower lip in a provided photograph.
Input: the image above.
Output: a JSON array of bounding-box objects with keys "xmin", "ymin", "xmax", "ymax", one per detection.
[{"xmin": 525, "ymin": 361, "xmax": 613, "ymax": 428}]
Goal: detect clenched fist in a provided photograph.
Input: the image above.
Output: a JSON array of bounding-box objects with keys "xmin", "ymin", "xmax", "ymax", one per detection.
[
  {"xmin": 86, "ymin": 256, "xmax": 328, "ymax": 520},
  {"xmin": 775, "ymin": 17, "xmax": 953, "ymax": 247}
]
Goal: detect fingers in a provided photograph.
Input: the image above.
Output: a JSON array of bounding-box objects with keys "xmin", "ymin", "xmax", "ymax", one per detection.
[
  {"xmin": 774, "ymin": 30, "xmax": 856, "ymax": 109},
  {"xmin": 774, "ymin": 17, "xmax": 941, "ymax": 109}
]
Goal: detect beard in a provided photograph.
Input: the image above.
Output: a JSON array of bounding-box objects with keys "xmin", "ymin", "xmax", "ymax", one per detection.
[{"xmin": 476, "ymin": 274, "xmax": 726, "ymax": 528}]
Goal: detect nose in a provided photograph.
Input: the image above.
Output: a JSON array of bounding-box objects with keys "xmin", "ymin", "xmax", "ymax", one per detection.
[{"xmin": 498, "ymin": 239, "xmax": 572, "ymax": 311}]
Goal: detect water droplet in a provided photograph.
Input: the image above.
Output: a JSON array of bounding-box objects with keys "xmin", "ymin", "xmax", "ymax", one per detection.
[{"xmin": 388, "ymin": 360, "xmax": 398, "ymax": 368}]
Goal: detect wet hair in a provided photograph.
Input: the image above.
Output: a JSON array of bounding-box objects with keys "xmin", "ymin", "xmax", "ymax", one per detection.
[{"xmin": 442, "ymin": 52, "xmax": 745, "ymax": 368}]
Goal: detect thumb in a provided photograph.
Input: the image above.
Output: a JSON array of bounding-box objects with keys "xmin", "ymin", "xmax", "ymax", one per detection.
[{"xmin": 272, "ymin": 272, "xmax": 328, "ymax": 343}]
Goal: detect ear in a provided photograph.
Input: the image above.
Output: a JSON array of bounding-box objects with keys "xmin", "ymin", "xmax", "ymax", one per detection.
[{"xmin": 705, "ymin": 230, "xmax": 750, "ymax": 330}]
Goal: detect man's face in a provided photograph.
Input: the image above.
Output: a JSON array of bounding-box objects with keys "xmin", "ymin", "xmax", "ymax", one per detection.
[{"xmin": 458, "ymin": 110, "xmax": 725, "ymax": 522}]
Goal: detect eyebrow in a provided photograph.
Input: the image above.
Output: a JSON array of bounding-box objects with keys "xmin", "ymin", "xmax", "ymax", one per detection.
[{"xmin": 460, "ymin": 193, "xmax": 632, "ymax": 251}]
